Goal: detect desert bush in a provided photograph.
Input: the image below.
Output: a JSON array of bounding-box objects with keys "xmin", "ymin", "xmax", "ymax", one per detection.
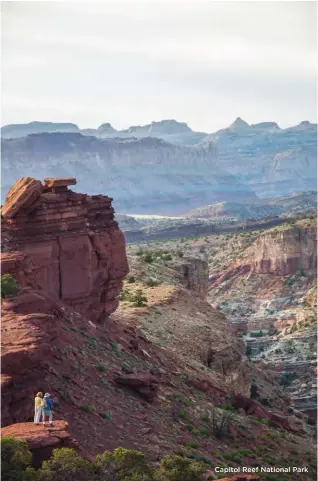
[
  {"xmin": 132, "ymin": 289, "xmax": 148, "ymax": 307},
  {"xmin": 80, "ymin": 404, "xmax": 96, "ymax": 413},
  {"xmin": 95, "ymin": 364, "xmax": 106, "ymax": 372},
  {"xmin": 127, "ymin": 276, "xmax": 136, "ymax": 284},
  {"xmin": 1, "ymin": 274, "xmax": 21, "ymax": 299},
  {"xmin": 250, "ymin": 330, "xmax": 264, "ymax": 338},
  {"xmin": 94, "ymin": 448, "xmax": 153, "ymax": 481},
  {"xmin": 119, "ymin": 288, "xmax": 131, "ymax": 301},
  {"xmin": 1, "ymin": 436, "xmax": 36, "ymax": 481},
  {"xmin": 37, "ymin": 448, "xmax": 93, "ymax": 481},
  {"xmin": 155, "ymin": 454, "xmax": 205, "ymax": 481}
]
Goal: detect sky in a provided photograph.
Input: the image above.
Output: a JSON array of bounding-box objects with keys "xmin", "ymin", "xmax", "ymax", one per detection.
[{"xmin": 1, "ymin": 1, "xmax": 317, "ymax": 132}]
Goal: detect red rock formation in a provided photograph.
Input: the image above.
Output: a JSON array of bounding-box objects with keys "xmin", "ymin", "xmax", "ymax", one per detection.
[
  {"xmin": 44, "ymin": 177, "xmax": 77, "ymax": 188},
  {"xmin": 114, "ymin": 373, "xmax": 159, "ymax": 401},
  {"xmin": 1, "ymin": 178, "xmax": 129, "ymax": 322},
  {"xmin": 1, "ymin": 177, "xmax": 43, "ymax": 219},
  {"xmin": 1, "ymin": 420, "xmax": 78, "ymax": 468}
]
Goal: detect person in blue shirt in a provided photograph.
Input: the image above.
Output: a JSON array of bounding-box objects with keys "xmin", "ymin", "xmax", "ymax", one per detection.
[{"xmin": 42, "ymin": 393, "xmax": 54, "ymax": 426}]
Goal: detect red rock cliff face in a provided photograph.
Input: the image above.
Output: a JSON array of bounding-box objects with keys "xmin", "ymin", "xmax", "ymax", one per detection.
[
  {"xmin": 1, "ymin": 178, "xmax": 129, "ymax": 322},
  {"xmin": 251, "ymin": 222, "xmax": 317, "ymax": 276}
]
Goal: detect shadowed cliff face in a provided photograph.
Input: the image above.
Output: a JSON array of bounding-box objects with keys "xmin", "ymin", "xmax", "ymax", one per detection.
[{"xmin": 1, "ymin": 178, "xmax": 129, "ymax": 322}]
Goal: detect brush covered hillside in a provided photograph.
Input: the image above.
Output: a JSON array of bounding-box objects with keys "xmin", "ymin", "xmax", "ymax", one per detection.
[
  {"xmin": 1, "ymin": 178, "xmax": 317, "ymax": 481},
  {"xmin": 1, "ymin": 118, "xmax": 316, "ymax": 214}
]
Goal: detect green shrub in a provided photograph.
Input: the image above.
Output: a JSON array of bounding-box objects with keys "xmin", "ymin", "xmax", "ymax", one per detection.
[
  {"xmin": 144, "ymin": 252, "xmax": 155, "ymax": 263},
  {"xmin": 37, "ymin": 448, "xmax": 93, "ymax": 481},
  {"xmin": 132, "ymin": 289, "xmax": 148, "ymax": 307},
  {"xmin": 250, "ymin": 330, "xmax": 264, "ymax": 338},
  {"xmin": 80, "ymin": 405, "xmax": 96, "ymax": 413},
  {"xmin": 99, "ymin": 412, "xmax": 112, "ymax": 420},
  {"xmin": 95, "ymin": 364, "xmax": 106, "ymax": 372},
  {"xmin": 245, "ymin": 346, "xmax": 252, "ymax": 357},
  {"xmin": 1, "ymin": 436, "xmax": 36, "ymax": 481},
  {"xmin": 1, "ymin": 274, "xmax": 21, "ymax": 299},
  {"xmin": 155, "ymin": 454, "xmax": 205, "ymax": 481},
  {"xmin": 119, "ymin": 288, "xmax": 131, "ymax": 301},
  {"xmin": 127, "ymin": 276, "xmax": 136, "ymax": 284},
  {"xmin": 94, "ymin": 447, "xmax": 153, "ymax": 481},
  {"xmin": 186, "ymin": 440, "xmax": 198, "ymax": 449}
]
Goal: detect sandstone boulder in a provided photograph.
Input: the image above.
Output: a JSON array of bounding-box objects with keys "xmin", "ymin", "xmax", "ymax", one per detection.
[
  {"xmin": 114, "ymin": 373, "xmax": 159, "ymax": 401},
  {"xmin": 232, "ymin": 395, "xmax": 270, "ymax": 420},
  {"xmin": 44, "ymin": 177, "xmax": 77, "ymax": 188},
  {"xmin": 1, "ymin": 420, "xmax": 78, "ymax": 468},
  {"xmin": 1, "ymin": 177, "xmax": 43, "ymax": 219}
]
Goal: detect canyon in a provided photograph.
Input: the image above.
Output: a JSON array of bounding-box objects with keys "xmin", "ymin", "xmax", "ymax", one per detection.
[{"xmin": 1, "ymin": 178, "xmax": 317, "ymax": 480}]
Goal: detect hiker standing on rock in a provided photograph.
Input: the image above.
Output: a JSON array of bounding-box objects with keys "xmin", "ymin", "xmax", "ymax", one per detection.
[
  {"xmin": 42, "ymin": 393, "xmax": 54, "ymax": 426},
  {"xmin": 34, "ymin": 392, "xmax": 43, "ymax": 425}
]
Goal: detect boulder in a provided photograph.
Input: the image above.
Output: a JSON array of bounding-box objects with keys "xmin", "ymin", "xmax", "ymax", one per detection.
[
  {"xmin": 268, "ymin": 412, "xmax": 303, "ymax": 433},
  {"xmin": 44, "ymin": 177, "xmax": 77, "ymax": 188},
  {"xmin": 1, "ymin": 178, "xmax": 43, "ymax": 219},
  {"xmin": 114, "ymin": 373, "xmax": 159, "ymax": 401},
  {"xmin": 1, "ymin": 420, "xmax": 78, "ymax": 468},
  {"xmin": 232, "ymin": 395, "xmax": 270, "ymax": 420}
]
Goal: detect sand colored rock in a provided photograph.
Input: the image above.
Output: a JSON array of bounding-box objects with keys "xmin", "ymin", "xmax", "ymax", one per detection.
[
  {"xmin": 1, "ymin": 177, "xmax": 43, "ymax": 219},
  {"xmin": 1, "ymin": 420, "xmax": 77, "ymax": 468}
]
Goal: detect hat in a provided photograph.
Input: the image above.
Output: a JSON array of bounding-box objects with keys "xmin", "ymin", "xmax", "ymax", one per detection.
[{"xmin": 44, "ymin": 393, "xmax": 51, "ymax": 397}]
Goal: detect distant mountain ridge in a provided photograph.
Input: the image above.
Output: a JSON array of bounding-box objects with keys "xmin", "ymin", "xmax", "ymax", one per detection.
[
  {"xmin": 1, "ymin": 117, "xmax": 316, "ymax": 214},
  {"xmin": 1, "ymin": 133, "xmax": 257, "ymax": 214}
]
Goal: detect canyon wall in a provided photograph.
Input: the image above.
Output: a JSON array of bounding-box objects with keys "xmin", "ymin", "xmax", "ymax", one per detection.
[
  {"xmin": 251, "ymin": 222, "xmax": 317, "ymax": 275},
  {"xmin": 1, "ymin": 177, "xmax": 129, "ymax": 322}
]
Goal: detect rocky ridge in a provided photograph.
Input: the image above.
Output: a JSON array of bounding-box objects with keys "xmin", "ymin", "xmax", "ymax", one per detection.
[
  {"xmin": 1, "ymin": 118, "xmax": 316, "ymax": 214},
  {"xmin": 1, "ymin": 133, "xmax": 257, "ymax": 214}
]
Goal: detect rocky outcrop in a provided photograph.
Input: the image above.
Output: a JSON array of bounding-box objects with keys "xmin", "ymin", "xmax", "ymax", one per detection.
[
  {"xmin": 2, "ymin": 177, "xmax": 43, "ymax": 218},
  {"xmin": 114, "ymin": 373, "xmax": 159, "ymax": 401},
  {"xmin": 251, "ymin": 223, "xmax": 317, "ymax": 275},
  {"xmin": 176, "ymin": 257, "xmax": 209, "ymax": 297},
  {"xmin": 1, "ymin": 421, "xmax": 78, "ymax": 468},
  {"xmin": 1, "ymin": 178, "xmax": 129, "ymax": 322}
]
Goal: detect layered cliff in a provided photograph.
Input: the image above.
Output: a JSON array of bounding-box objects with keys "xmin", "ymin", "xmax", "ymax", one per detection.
[
  {"xmin": 251, "ymin": 219, "xmax": 317, "ymax": 275},
  {"xmin": 1, "ymin": 177, "xmax": 129, "ymax": 322}
]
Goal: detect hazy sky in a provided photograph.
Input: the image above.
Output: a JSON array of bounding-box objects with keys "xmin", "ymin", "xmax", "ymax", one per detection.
[{"xmin": 1, "ymin": 1, "xmax": 317, "ymax": 132}]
